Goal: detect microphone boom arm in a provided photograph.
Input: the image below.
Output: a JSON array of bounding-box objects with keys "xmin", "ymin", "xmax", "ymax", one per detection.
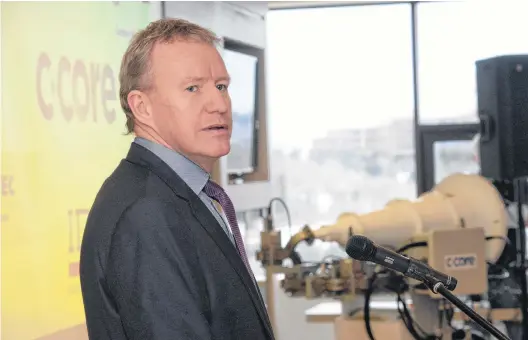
[{"xmin": 428, "ymin": 280, "xmax": 511, "ymax": 340}]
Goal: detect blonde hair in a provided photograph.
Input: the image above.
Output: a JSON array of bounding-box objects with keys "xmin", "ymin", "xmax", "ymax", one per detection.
[{"xmin": 119, "ymin": 18, "xmax": 221, "ymax": 133}]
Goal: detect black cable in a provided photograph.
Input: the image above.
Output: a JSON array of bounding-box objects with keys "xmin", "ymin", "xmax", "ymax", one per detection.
[
  {"xmin": 485, "ymin": 235, "xmax": 512, "ymax": 253},
  {"xmin": 394, "ymin": 241, "xmax": 440, "ymax": 340},
  {"xmin": 363, "ymin": 272, "xmax": 379, "ymax": 340},
  {"xmin": 397, "ymin": 293, "xmax": 432, "ymax": 340},
  {"xmin": 268, "ymin": 197, "xmax": 292, "ymax": 236},
  {"xmin": 363, "ymin": 241, "xmax": 429, "ymax": 340},
  {"xmin": 397, "ymin": 295, "xmax": 422, "ymax": 338},
  {"xmin": 485, "ymin": 235, "xmax": 511, "ymax": 244},
  {"xmin": 398, "ymin": 241, "xmax": 428, "ymax": 254},
  {"xmin": 398, "ymin": 289, "xmax": 443, "ymax": 340}
]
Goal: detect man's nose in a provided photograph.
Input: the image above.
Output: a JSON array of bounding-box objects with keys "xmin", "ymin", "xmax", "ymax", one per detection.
[{"xmin": 205, "ymin": 87, "xmax": 229, "ymax": 114}]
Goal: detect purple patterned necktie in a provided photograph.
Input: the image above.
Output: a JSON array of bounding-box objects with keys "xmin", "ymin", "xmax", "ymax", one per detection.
[{"xmin": 204, "ymin": 180, "xmax": 253, "ymax": 275}]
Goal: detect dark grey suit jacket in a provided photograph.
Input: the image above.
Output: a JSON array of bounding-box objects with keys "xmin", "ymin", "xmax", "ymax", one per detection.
[{"xmin": 79, "ymin": 143, "xmax": 274, "ymax": 340}]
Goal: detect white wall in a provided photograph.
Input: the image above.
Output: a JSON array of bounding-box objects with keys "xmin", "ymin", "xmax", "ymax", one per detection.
[
  {"xmin": 163, "ymin": 2, "xmax": 336, "ymax": 340},
  {"xmin": 164, "ymin": 1, "xmax": 266, "ymax": 48}
]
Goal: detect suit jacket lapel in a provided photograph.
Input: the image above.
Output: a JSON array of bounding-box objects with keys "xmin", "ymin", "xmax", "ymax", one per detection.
[
  {"xmin": 125, "ymin": 143, "xmax": 273, "ymax": 338},
  {"xmin": 188, "ymin": 196, "xmax": 273, "ymax": 334}
]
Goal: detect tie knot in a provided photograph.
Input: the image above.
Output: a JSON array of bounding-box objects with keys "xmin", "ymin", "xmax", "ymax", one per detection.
[{"xmin": 203, "ymin": 179, "xmax": 225, "ymax": 200}]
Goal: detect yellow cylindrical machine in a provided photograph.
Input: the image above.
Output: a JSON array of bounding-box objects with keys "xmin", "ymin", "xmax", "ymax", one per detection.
[{"xmin": 311, "ymin": 173, "xmax": 508, "ymax": 263}]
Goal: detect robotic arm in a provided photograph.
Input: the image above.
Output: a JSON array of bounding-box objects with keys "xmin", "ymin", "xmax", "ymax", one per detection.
[
  {"xmin": 289, "ymin": 173, "xmax": 507, "ymax": 262},
  {"xmin": 258, "ymin": 173, "xmax": 509, "ymax": 298}
]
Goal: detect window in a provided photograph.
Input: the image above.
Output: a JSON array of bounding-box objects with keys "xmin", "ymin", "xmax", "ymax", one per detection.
[
  {"xmin": 266, "ymin": 4, "xmax": 415, "ymax": 262},
  {"xmin": 417, "ymin": 1, "xmax": 528, "ymax": 124},
  {"xmin": 433, "ymin": 140, "xmax": 479, "ymax": 184}
]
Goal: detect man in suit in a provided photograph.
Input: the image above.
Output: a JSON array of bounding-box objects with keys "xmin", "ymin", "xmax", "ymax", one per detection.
[{"xmin": 79, "ymin": 18, "xmax": 274, "ymax": 340}]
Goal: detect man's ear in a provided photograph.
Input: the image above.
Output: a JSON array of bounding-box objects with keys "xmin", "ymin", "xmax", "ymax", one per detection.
[{"xmin": 127, "ymin": 90, "xmax": 152, "ymax": 126}]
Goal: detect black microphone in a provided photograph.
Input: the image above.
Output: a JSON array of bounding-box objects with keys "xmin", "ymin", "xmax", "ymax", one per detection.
[{"xmin": 346, "ymin": 235, "xmax": 457, "ymax": 291}]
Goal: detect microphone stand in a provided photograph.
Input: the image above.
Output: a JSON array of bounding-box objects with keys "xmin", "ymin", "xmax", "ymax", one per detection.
[{"xmin": 423, "ymin": 277, "xmax": 511, "ymax": 340}]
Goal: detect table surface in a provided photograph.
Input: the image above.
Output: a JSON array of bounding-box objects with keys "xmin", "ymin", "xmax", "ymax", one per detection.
[
  {"xmin": 305, "ymin": 298, "xmax": 406, "ymax": 318},
  {"xmin": 304, "ymin": 299, "xmax": 522, "ymax": 324}
]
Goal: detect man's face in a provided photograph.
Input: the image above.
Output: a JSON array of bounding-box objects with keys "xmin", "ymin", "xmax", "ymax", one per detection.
[{"xmin": 145, "ymin": 40, "xmax": 232, "ymax": 168}]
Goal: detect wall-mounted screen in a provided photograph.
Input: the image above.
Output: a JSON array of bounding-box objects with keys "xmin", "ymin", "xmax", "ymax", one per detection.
[{"xmin": 222, "ymin": 47, "xmax": 259, "ymax": 174}]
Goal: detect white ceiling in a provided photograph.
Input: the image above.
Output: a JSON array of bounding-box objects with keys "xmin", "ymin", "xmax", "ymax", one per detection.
[
  {"xmin": 226, "ymin": 1, "xmax": 445, "ymax": 17},
  {"xmin": 268, "ymin": 0, "xmax": 446, "ymax": 10}
]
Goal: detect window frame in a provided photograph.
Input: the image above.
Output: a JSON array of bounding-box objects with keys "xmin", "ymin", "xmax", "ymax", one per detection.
[{"xmin": 415, "ymin": 123, "xmax": 479, "ymax": 194}]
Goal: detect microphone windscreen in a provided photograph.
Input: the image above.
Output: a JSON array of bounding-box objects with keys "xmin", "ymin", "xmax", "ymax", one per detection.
[{"xmin": 345, "ymin": 235, "xmax": 375, "ymax": 261}]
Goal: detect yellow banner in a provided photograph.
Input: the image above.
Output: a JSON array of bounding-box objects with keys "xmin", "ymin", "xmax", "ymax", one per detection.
[{"xmin": 1, "ymin": 2, "xmax": 157, "ymax": 339}]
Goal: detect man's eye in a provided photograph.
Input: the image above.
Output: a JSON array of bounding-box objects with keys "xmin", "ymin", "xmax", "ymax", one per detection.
[
  {"xmin": 186, "ymin": 85, "xmax": 198, "ymax": 92},
  {"xmin": 217, "ymin": 84, "xmax": 228, "ymax": 91}
]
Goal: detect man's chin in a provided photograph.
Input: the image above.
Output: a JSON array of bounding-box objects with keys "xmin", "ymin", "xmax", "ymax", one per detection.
[
  {"xmin": 217, "ymin": 147, "xmax": 231, "ymax": 158},
  {"xmin": 207, "ymin": 145, "xmax": 231, "ymax": 159}
]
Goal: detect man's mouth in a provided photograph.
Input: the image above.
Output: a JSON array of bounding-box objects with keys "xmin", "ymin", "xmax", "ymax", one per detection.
[{"xmin": 204, "ymin": 124, "xmax": 228, "ymax": 131}]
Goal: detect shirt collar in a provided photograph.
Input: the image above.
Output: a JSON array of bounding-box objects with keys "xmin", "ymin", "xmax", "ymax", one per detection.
[{"xmin": 133, "ymin": 137, "xmax": 209, "ymax": 195}]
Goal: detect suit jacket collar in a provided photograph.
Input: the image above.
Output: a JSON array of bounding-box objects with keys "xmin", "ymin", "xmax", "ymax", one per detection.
[{"xmin": 125, "ymin": 143, "xmax": 274, "ymax": 338}]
